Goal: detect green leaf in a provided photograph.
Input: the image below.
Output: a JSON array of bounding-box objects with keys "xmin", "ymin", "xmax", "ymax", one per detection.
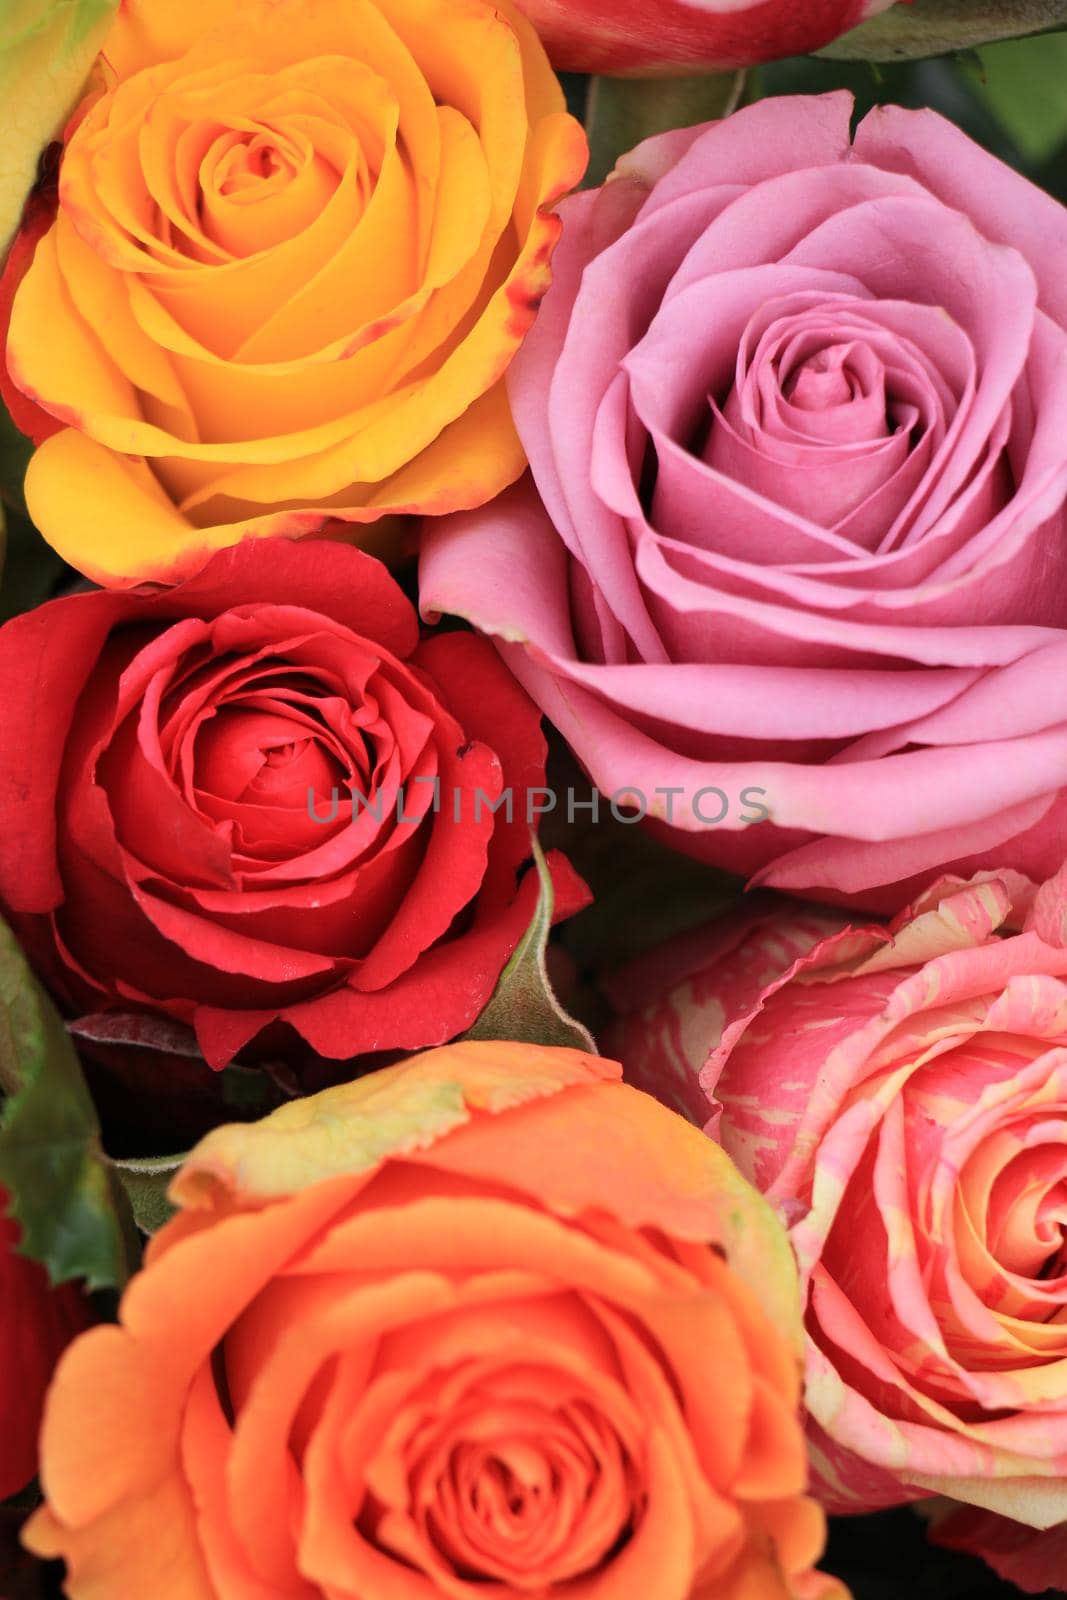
[
  {"xmin": 958, "ymin": 33, "xmax": 1067, "ymax": 161},
  {"xmin": 558, "ymin": 821, "xmax": 743, "ymax": 977},
  {"xmin": 465, "ymin": 838, "xmax": 597, "ymax": 1052},
  {"xmin": 820, "ymin": 0, "xmax": 1067, "ymax": 61},
  {"xmin": 108, "ymin": 1152, "xmax": 184, "ymax": 1235},
  {"xmin": 0, "ymin": 401, "xmax": 33, "ymax": 519},
  {"xmin": 0, "ymin": 0, "xmax": 119, "ymax": 258},
  {"xmin": 0, "ymin": 915, "xmax": 133, "ymax": 1289},
  {"xmin": 0, "ymin": 505, "xmax": 67, "ymax": 623},
  {"xmin": 584, "ymin": 70, "xmax": 746, "ymax": 187}
]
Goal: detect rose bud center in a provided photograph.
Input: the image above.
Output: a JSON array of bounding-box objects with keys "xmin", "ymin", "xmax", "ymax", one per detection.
[
  {"xmin": 693, "ymin": 295, "xmax": 957, "ymax": 540},
  {"xmin": 169, "ymin": 77, "xmax": 369, "ymax": 262},
  {"xmin": 193, "ymin": 704, "xmax": 348, "ymax": 812},
  {"xmin": 367, "ymin": 1358, "xmax": 643, "ymax": 1589},
  {"xmin": 979, "ymin": 1140, "xmax": 1067, "ymax": 1287}
]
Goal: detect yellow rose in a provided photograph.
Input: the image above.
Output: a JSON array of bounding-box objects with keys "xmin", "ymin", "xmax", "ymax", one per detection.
[{"xmin": 3, "ymin": 0, "xmax": 586, "ymax": 586}]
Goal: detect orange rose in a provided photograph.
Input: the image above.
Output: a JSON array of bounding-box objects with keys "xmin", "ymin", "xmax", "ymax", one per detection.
[
  {"xmin": 26, "ymin": 1041, "xmax": 844, "ymax": 1600},
  {"xmin": 1, "ymin": 0, "xmax": 586, "ymax": 587}
]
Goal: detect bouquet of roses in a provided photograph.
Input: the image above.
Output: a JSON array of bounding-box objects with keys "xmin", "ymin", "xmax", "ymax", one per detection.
[{"xmin": 3, "ymin": 2, "xmax": 1067, "ymax": 1596}]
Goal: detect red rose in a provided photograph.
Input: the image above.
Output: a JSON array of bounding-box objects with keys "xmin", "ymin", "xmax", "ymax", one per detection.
[
  {"xmin": 0, "ymin": 542, "xmax": 587, "ymax": 1070},
  {"xmin": 0, "ymin": 1196, "xmax": 92, "ymax": 1502},
  {"xmin": 511, "ymin": 0, "xmax": 895, "ymax": 75}
]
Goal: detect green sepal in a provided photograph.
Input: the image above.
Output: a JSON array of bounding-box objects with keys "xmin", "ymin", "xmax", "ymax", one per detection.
[
  {"xmin": 465, "ymin": 838, "xmax": 596, "ymax": 1053},
  {"xmin": 108, "ymin": 1152, "xmax": 184, "ymax": 1236}
]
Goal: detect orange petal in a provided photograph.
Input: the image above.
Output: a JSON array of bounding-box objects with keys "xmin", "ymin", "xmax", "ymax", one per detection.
[
  {"xmin": 411, "ymin": 1078, "xmax": 803, "ymax": 1336},
  {"xmin": 38, "ymin": 1182, "xmax": 357, "ymax": 1527},
  {"xmin": 172, "ymin": 1042, "xmax": 618, "ymax": 1207},
  {"xmin": 181, "ymin": 1363, "xmax": 308, "ymax": 1599},
  {"xmin": 23, "ymin": 1470, "xmax": 214, "ymax": 1600}
]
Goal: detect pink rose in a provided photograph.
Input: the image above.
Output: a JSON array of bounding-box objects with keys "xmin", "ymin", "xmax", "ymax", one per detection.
[
  {"xmin": 605, "ymin": 870, "xmax": 1067, "ymax": 1534},
  {"xmin": 512, "ymin": 1, "xmax": 895, "ymax": 75},
  {"xmin": 420, "ymin": 95, "xmax": 1067, "ymax": 913}
]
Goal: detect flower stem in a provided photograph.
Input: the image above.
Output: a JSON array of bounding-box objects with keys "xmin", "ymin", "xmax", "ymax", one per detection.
[{"xmin": 584, "ymin": 71, "xmax": 745, "ymax": 186}]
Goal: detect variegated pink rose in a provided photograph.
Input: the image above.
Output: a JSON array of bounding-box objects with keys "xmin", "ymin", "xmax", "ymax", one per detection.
[
  {"xmin": 605, "ymin": 871, "xmax": 1067, "ymax": 1541},
  {"xmin": 932, "ymin": 1502, "xmax": 1067, "ymax": 1595}
]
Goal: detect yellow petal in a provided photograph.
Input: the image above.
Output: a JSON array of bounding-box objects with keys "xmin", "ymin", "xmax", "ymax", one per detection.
[{"xmin": 22, "ymin": 427, "xmax": 354, "ymax": 585}]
